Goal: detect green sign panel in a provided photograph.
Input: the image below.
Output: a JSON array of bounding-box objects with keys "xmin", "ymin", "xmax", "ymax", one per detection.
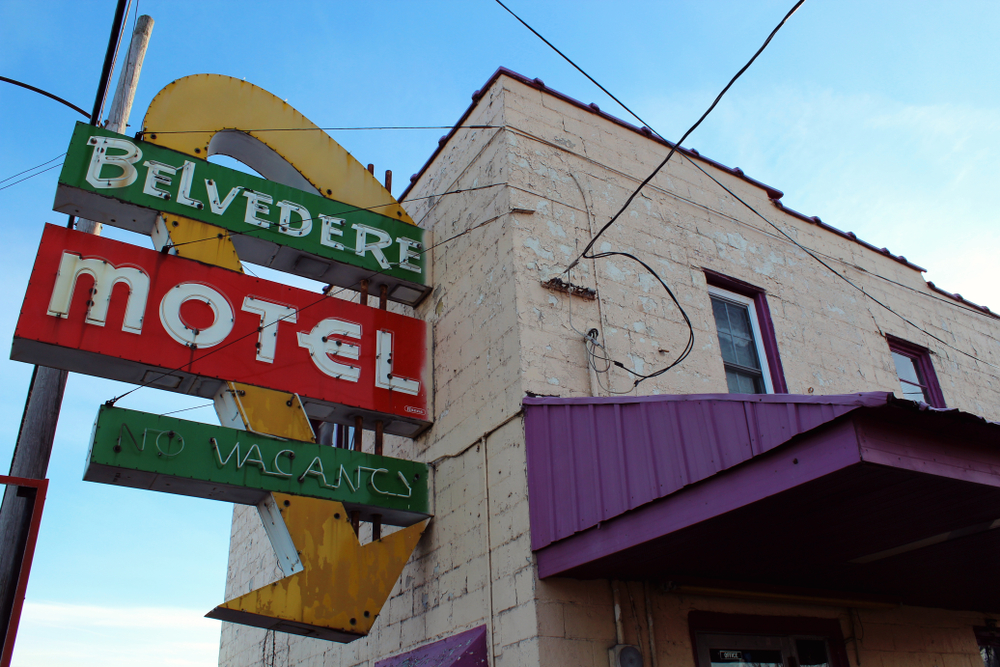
[
  {"xmin": 54, "ymin": 123, "xmax": 429, "ymax": 304},
  {"xmin": 85, "ymin": 406, "xmax": 430, "ymax": 526}
]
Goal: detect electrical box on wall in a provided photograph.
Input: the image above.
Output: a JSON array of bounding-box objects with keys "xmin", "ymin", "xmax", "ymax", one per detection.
[{"xmin": 609, "ymin": 644, "xmax": 643, "ymax": 667}]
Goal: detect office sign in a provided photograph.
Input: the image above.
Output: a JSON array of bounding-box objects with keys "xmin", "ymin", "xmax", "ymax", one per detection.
[
  {"xmin": 12, "ymin": 224, "xmax": 430, "ymax": 436},
  {"xmin": 86, "ymin": 406, "xmax": 429, "ymax": 525},
  {"xmin": 53, "ymin": 123, "xmax": 429, "ymax": 305}
]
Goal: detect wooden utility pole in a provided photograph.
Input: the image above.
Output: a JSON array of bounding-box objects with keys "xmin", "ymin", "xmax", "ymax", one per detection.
[
  {"xmin": 79, "ymin": 14, "xmax": 154, "ymax": 236},
  {"xmin": 0, "ymin": 9, "xmax": 154, "ymax": 652}
]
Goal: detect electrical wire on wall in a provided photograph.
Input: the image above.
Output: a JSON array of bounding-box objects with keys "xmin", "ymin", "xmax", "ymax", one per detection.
[
  {"xmin": 495, "ymin": 0, "xmax": 805, "ymax": 389},
  {"xmin": 497, "ymin": 0, "xmax": 997, "ymax": 378}
]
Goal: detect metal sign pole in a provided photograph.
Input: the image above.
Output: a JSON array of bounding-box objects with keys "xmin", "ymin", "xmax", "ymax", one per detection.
[{"xmin": 0, "ymin": 477, "xmax": 49, "ymax": 667}]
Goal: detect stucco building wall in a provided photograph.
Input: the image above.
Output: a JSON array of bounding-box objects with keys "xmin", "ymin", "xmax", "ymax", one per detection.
[{"xmin": 218, "ymin": 71, "xmax": 1000, "ymax": 667}]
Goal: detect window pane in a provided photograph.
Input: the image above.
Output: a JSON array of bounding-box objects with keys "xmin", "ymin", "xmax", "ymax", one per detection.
[
  {"xmin": 892, "ymin": 351, "xmax": 922, "ymax": 386},
  {"xmin": 734, "ymin": 337, "xmax": 761, "ymax": 370},
  {"xmin": 725, "ymin": 301, "xmax": 752, "ymax": 338},
  {"xmin": 713, "ymin": 297, "xmax": 760, "ymax": 370},
  {"xmin": 718, "ymin": 331, "xmax": 739, "ymax": 365},
  {"xmin": 892, "ymin": 351, "xmax": 929, "ymax": 402},
  {"xmin": 727, "ymin": 369, "xmax": 764, "ymax": 394},
  {"xmin": 712, "ymin": 299, "xmax": 731, "ymax": 331},
  {"xmin": 726, "ymin": 370, "xmax": 742, "ymax": 393}
]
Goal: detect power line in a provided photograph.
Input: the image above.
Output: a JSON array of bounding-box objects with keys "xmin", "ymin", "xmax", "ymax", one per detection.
[
  {"xmin": 0, "ymin": 153, "xmax": 66, "ymax": 187},
  {"xmin": 509, "ymin": 122, "xmax": 999, "ymax": 325},
  {"xmin": 0, "ymin": 76, "xmax": 89, "ymax": 118},
  {"xmin": 105, "ymin": 204, "xmax": 510, "ymax": 406},
  {"xmin": 493, "ymin": 0, "xmax": 662, "ymax": 141},
  {"xmin": 89, "ymin": 0, "xmax": 133, "ymax": 125},
  {"xmin": 565, "ymin": 0, "xmax": 806, "ymax": 271},
  {"xmin": 586, "ymin": 250, "xmax": 695, "ymax": 387},
  {"xmin": 158, "ymin": 403, "xmax": 213, "ymax": 417},
  {"xmin": 139, "ymin": 124, "xmax": 500, "ymax": 136},
  {"xmin": 105, "ymin": 277, "xmax": 353, "ymax": 406},
  {"xmin": 680, "ymin": 153, "xmax": 1000, "ymax": 370},
  {"xmin": 161, "ymin": 182, "xmax": 505, "ymax": 252},
  {"xmin": 494, "ymin": 1, "xmax": 805, "ymax": 385},
  {"xmin": 0, "ymin": 162, "xmax": 64, "ymax": 193}
]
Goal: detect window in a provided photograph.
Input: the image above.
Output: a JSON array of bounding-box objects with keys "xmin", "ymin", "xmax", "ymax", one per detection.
[
  {"xmin": 689, "ymin": 612, "xmax": 849, "ymax": 667},
  {"xmin": 886, "ymin": 336, "xmax": 945, "ymax": 408},
  {"xmin": 705, "ymin": 271, "xmax": 786, "ymax": 394}
]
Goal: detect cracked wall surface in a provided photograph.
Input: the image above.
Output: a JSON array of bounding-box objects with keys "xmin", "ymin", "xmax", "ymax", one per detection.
[{"xmin": 218, "ymin": 73, "xmax": 1000, "ymax": 667}]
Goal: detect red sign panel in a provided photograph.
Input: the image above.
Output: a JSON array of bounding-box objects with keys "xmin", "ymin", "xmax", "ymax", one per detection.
[{"xmin": 12, "ymin": 225, "xmax": 430, "ymax": 436}]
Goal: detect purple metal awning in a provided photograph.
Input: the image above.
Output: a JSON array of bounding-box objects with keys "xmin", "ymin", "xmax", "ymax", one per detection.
[
  {"xmin": 524, "ymin": 392, "xmax": 1000, "ymax": 612},
  {"xmin": 375, "ymin": 625, "xmax": 487, "ymax": 667}
]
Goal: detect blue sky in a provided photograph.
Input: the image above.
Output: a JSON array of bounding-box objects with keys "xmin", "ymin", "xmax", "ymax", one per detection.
[{"xmin": 1, "ymin": 1, "xmax": 998, "ymax": 665}]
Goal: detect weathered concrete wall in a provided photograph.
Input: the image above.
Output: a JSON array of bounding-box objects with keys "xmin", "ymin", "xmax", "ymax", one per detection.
[
  {"xmin": 498, "ymin": 73, "xmax": 999, "ymax": 667},
  {"xmin": 499, "ymin": 75, "xmax": 999, "ymax": 415},
  {"xmin": 536, "ymin": 583, "xmax": 987, "ymax": 667},
  {"xmin": 218, "ymin": 71, "xmax": 1000, "ymax": 667}
]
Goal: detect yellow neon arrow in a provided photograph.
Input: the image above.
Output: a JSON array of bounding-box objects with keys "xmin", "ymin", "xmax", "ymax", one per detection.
[
  {"xmin": 142, "ymin": 75, "xmax": 430, "ymax": 642},
  {"xmin": 206, "ymin": 494, "xmax": 427, "ymax": 642},
  {"xmin": 141, "ymin": 73, "xmax": 414, "ymax": 224},
  {"xmin": 153, "ymin": 213, "xmax": 244, "ymax": 272},
  {"xmin": 225, "ymin": 382, "xmax": 316, "ymax": 442}
]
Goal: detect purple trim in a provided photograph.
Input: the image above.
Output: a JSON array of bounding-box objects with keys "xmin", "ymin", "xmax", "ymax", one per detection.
[
  {"xmin": 927, "ymin": 281, "xmax": 997, "ymax": 319},
  {"xmin": 375, "ymin": 626, "xmax": 487, "ymax": 667},
  {"xmin": 688, "ymin": 612, "xmax": 850, "ymax": 667},
  {"xmin": 770, "ymin": 199, "xmax": 926, "ymax": 272},
  {"xmin": 704, "ymin": 270, "xmax": 788, "ymax": 393},
  {"xmin": 522, "ymin": 391, "xmax": 890, "ymax": 408},
  {"xmin": 886, "ymin": 335, "xmax": 946, "ymax": 408}
]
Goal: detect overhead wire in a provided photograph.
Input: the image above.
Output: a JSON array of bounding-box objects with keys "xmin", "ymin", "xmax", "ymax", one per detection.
[
  {"xmin": 0, "ymin": 153, "xmax": 66, "ymax": 187},
  {"xmin": 509, "ymin": 122, "xmax": 999, "ymax": 323},
  {"xmin": 104, "ymin": 268, "xmax": 374, "ymax": 406},
  {"xmin": 494, "ymin": 0, "xmax": 806, "ymax": 386},
  {"xmin": 502, "ymin": 0, "xmax": 995, "ymax": 372},
  {"xmin": 159, "ymin": 182, "xmax": 505, "ymax": 252},
  {"xmin": 89, "ymin": 0, "xmax": 133, "ymax": 126},
  {"xmin": 0, "ymin": 76, "xmax": 90, "ymax": 118},
  {"xmin": 139, "ymin": 124, "xmax": 501, "ymax": 136},
  {"xmin": 679, "ymin": 153, "xmax": 1000, "ymax": 370},
  {"xmin": 493, "ymin": 0, "xmax": 662, "ymax": 141},
  {"xmin": 158, "ymin": 403, "xmax": 213, "ymax": 417},
  {"xmin": 104, "ymin": 197, "xmax": 511, "ymax": 406},
  {"xmin": 564, "ymin": 0, "xmax": 806, "ymax": 270},
  {"xmin": 106, "ymin": 277, "xmax": 359, "ymax": 406},
  {"xmin": 0, "ymin": 162, "xmax": 64, "ymax": 193}
]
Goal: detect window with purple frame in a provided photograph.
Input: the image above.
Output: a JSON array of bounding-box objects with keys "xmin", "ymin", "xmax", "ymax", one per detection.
[
  {"xmin": 886, "ymin": 336, "xmax": 945, "ymax": 408},
  {"xmin": 705, "ymin": 271, "xmax": 787, "ymax": 394}
]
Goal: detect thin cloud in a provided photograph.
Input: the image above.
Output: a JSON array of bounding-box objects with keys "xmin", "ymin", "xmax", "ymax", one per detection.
[{"xmin": 12, "ymin": 601, "xmax": 221, "ymax": 667}]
